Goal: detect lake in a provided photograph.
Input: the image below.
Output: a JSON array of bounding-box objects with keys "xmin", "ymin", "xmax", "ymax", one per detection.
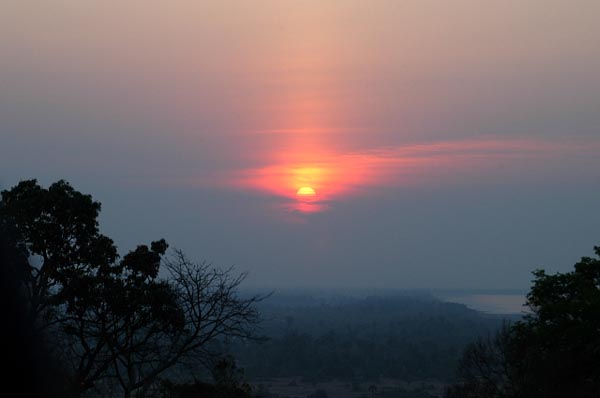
[{"xmin": 443, "ymin": 293, "xmax": 529, "ymax": 314}]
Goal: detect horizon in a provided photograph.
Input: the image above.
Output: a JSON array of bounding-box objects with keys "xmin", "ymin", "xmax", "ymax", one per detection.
[{"xmin": 2, "ymin": 0, "xmax": 600, "ymax": 291}]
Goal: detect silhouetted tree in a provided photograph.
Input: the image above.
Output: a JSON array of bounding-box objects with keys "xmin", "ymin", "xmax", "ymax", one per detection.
[
  {"xmin": 446, "ymin": 244, "xmax": 600, "ymax": 398},
  {"xmin": 444, "ymin": 324, "xmax": 516, "ymax": 398},
  {"xmin": 105, "ymin": 251, "xmax": 263, "ymax": 398},
  {"xmin": 58, "ymin": 238, "xmax": 184, "ymax": 397},
  {"xmin": 0, "ymin": 179, "xmax": 121, "ymax": 393},
  {"xmin": 0, "ymin": 179, "xmax": 117, "ymax": 333},
  {"xmin": 0, "ymin": 205, "xmax": 70, "ymax": 397},
  {"xmin": 158, "ymin": 355, "xmax": 252, "ymax": 398},
  {"xmin": 1, "ymin": 180, "xmax": 263, "ymax": 397}
]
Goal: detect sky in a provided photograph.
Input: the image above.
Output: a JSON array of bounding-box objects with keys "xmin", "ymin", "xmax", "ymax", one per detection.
[{"xmin": 2, "ymin": 0, "xmax": 600, "ymax": 289}]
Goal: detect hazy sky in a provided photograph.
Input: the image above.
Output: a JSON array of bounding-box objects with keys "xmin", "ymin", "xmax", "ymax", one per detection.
[{"xmin": 2, "ymin": 0, "xmax": 600, "ymax": 289}]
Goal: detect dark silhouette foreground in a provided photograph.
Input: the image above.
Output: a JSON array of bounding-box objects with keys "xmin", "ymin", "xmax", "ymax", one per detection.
[
  {"xmin": 0, "ymin": 179, "xmax": 261, "ymax": 397},
  {"xmin": 446, "ymin": 245, "xmax": 600, "ymax": 398}
]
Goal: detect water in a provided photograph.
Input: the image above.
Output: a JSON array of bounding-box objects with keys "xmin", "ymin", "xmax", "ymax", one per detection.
[{"xmin": 444, "ymin": 294, "xmax": 528, "ymax": 314}]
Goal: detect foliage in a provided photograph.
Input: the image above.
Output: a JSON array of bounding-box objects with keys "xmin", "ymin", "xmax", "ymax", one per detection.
[
  {"xmin": 446, "ymin": 245, "xmax": 600, "ymax": 398},
  {"xmin": 229, "ymin": 295, "xmax": 502, "ymax": 382},
  {"xmin": 0, "ymin": 179, "xmax": 117, "ymax": 331},
  {"xmin": 444, "ymin": 324, "xmax": 516, "ymax": 398},
  {"xmin": 0, "ymin": 179, "xmax": 263, "ymax": 397},
  {"xmin": 0, "ymin": 201, "xmax": 71, "ymax": 397},
  {"xmin": 159, "ymin": 357, "xmax": 252, "ymax": 398}
]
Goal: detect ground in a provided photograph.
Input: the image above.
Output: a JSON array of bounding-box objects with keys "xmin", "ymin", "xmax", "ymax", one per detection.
[{"xmin": 251, "ymin": 377, "xmax": 445, "ymax": 398}]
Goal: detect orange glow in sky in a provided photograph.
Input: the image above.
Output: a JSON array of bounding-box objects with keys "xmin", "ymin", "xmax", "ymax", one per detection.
[
  {"xmin": 235, "ymin": 151, "xmax": 360, "ymax": 213},
  {"xmin": 228, "ymin": 137, "xmax": 595, "ymax": 215}
]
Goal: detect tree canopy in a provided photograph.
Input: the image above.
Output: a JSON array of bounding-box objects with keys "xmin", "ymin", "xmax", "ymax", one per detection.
[
  {"xmin": 0, "ymin": 179, "xmax": 261, "ymax": 397},
  {"xmin": 446, "ymin": 245, "xmax": 600, "ymax": 398}
]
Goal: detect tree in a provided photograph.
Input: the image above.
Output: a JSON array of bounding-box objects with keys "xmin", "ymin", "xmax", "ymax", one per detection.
[
  {"xmin": 0, "ymin": 197, "xmax": 69, "ymax": 397},
  {"xmin": 444, "ymin": 324, "xmax": 517, "ymax": 398},
  {"xmin": 103, "ymin": 250, "xmax": 263, "ymax": 398},
  {"xmin": 509, "ymin": 245, "xmax": 600, "ymax": 397},
  {"xmin": 1, "ymin": 179, "xmax": 121, "ymax": 394},
  {"xmin": 446, "ymin": 244, "xmax": 600, "ymax": 398},
  {"xmin": 0, "ymin": 180, "xmax": 263, "ymax": 397},
  {"xmin": 0, "ymin": 179, "xmax": 117, "ymax": 333},
  {"xmin": 159, "ymin": 356, "xmax": 253, "ymax": 398},
  {"xmin": 58, "ymin": 238, "xmax": 182, "ymax": 397}
]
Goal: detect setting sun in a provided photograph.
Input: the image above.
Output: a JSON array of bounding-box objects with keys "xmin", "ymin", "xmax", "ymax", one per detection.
[
  {"xmin": 3, "ymin": 1, "xmax": 600, "ymax": 396},
  {"xmin": 296, "ymin": 186, "xmax": 317, "ymax": 200}
]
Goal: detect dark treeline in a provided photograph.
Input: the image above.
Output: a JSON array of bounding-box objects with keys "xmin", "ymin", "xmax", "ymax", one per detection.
[
  {"xmin": 4, "ymin": 178, "xmax": 600, "ymax": 398},
  {"xmin": 445, "ymin": 246, "xmax": 600, "ymax": 398},
  {"xmin": 0, "ymin": 180, "xmax": 262, "ymax": 398},
  {"xmin": 229, "ymin": 294, "xmax": 509, "ymax": 382}
]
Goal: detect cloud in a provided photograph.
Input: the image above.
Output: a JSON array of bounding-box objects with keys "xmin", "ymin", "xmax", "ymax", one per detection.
[{"xmin": 223, "ymin": 136, "xmax": 598, "ymax": 214}]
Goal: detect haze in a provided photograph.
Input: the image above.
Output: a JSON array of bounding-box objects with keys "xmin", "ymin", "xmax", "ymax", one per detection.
[{"xmin": 2, "ymin": 0, "xmax": 600, "ymax": 289}]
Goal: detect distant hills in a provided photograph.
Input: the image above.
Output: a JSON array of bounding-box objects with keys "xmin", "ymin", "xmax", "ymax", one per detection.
[{"xmin": 228, "ymin": 292, "xmax": 513, "ymax": 383}]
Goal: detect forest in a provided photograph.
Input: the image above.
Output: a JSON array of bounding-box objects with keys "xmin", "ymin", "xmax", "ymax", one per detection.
[
  {"xmin": 230, "ymin": 293, "xmax": 509, "ymax": 382},
  {"xmin": 2, "ymin": 179, "xmax": 600, "ymax": 398}
]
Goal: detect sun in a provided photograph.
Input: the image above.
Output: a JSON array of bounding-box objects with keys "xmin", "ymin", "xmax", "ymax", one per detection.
[{"xmin": 296, "ymin": 186, "xmax": 317, "ymax": 201}]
